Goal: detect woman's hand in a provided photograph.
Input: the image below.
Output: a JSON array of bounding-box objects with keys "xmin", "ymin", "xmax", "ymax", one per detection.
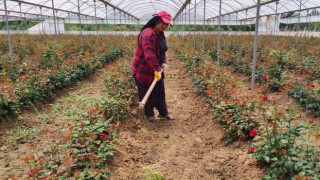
[{"xmin": 161, "ymin": 63, "xmax": 168, "ymax": 70}]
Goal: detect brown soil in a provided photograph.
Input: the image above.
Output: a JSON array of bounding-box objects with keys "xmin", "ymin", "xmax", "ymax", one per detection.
[
  {"xmin": 109, "ymin": 50, "xmax": 264, "ymax": 180},
  {"xmin": 0, "ymin": 69, "xmax": 108, "ymax": 178},
  {"xmin": 1, "ymin": 47, "xmax": 317, "ymax": 179}
]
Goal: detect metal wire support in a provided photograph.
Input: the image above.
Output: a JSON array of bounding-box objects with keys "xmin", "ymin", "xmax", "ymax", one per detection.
[{"xmin": 250, "ymin": 0, "xmax": 262, "ymax": 91}]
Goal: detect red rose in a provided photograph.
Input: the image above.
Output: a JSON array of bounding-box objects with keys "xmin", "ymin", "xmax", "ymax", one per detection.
[
  {"xmin": 263, "ymin": 95, "xmax": 268, "ymax": 101},
  {"xmin": 309, "ymin": 84, "xmax": 316, "ymax": 89},
  {"xmin": 262, "ymin": 75, "xmax": 267, "ymax": 80},
  {"xmin": 28, "ymin": 171, "xmax": 33, "ymax": 177},
  {"xmin": 249, "ymin": 146, "xmax": 257, "ymax": 153},
  {"xmin": 100, "ymin": 133, "xmax": 108, "ymax": 140},
  {"xmin": 250, "ymin": 129, "xmax": 257, "ymax": 137},
  {"xmin": 308, "ymin": 118, "xmax": 314, "ymax": 124}
]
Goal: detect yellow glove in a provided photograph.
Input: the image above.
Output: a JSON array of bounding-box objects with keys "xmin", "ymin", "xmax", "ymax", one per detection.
[{"xmin": 154, "ymin": 71, "xmax": 162, "ymax": 81}]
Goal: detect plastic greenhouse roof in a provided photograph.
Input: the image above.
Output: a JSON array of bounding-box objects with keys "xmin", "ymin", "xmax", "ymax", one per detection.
[{"xmin": 0, "ymin": 0, "xmax": 319, "ymax": 22}]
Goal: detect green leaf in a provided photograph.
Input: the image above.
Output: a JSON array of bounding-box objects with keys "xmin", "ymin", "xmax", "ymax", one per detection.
[
  {"xmin": 285, "ymin": 161, "xmax": 294, "ymax": 169},
  {"xmin": 281, "ymin": 139, "xmax": 289, "ymax": 144}
]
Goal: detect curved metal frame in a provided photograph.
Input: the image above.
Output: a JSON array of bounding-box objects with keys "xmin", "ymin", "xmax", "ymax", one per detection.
[{"xmin": 0, "ymin": 0, "xmax": 319, "ymax": 24}]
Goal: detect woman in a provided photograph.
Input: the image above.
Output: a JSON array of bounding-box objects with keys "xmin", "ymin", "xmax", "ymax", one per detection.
[{"xmin": 132, "ymin": 11, "xmax": 174, "ymax": 122}]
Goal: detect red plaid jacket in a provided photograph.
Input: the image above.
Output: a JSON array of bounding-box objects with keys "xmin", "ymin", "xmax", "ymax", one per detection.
[{"xmin": 132, "ymin": 27, "xmax": 167, "ymax": 86}]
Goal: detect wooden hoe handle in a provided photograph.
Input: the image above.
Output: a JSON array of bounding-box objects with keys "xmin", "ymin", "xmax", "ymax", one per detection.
[{"xmin": 139, "ymin": 70, "xmax": 163, "ymax": 109}]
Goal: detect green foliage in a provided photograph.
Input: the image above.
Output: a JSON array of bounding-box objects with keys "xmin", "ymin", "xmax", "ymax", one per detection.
[
  {"xmin": 251, "ymin": 104, "xmax": 320, "ymax": 179},
  {"xmin": 0, "ymin": 20, "xmax": 42, "ymax": 30},
  {"xmin": 22, "ymin": 59, "xmax": 136, "ymax": 179},
  {"xmin": 212, "ymin": 102, "xmax": 258, "ymax": 145},
  {"xmin": 289, "ymin": 85, "xmax": 320, "ymax": 117},
  {"xmin": 144, "ymin": 166, "xmax": 165, "ymax": 180},
  {"xmin": 41, "ymin": 46, "xmax": 61, "ymax": 68},
  {"xmin": 0, "ymin": 41, "xmax": 125, "ymax": 119},
  {"xmin": 206, "ymin": 36, "xmax": 320, "ymax": 116}
]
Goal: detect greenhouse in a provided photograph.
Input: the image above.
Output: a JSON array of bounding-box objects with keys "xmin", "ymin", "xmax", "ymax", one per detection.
[{"xmin": 0, "ymin": 0, "xmax": 319, "ymax": 179}]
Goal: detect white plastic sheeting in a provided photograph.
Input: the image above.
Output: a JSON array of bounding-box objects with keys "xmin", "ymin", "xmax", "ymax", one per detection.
[{"xmin": 0, "ymin": 0, "xmax": 319, "ymax": 23}]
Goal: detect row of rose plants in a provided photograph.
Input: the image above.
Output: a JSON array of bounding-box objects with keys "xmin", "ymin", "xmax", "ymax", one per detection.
[
  {"xmin": 172, "ymin": 40, "xmax": 320, "ymax": 179},
  {"xmin": 0, "ymin": 35, "xmax": 134, "ymax": 119},
  {"xmin": 178, "ymin": 35, "xmax": 320, "ymax": 117},
  {"xmin": 210, "ymin": 35, "xmax": 319, "ymax": 117},
  {"xmin": 10, "ymin": 57, "xmax": 137, "ymax": 179}
]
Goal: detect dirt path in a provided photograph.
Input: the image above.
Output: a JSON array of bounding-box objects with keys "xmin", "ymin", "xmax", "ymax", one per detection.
[
  {"xmin": 0, "ymin": 68, "xmax": 109, "ymax": 177},
  {"xmin": 110, "ymin": 50, "xmax": 264, "ymax": 180}
]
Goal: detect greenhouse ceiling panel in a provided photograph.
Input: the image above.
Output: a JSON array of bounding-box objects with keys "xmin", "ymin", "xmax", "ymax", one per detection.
[{"xmin": 0, "ymin": 0, "xmax": 319, "ymax": 21}]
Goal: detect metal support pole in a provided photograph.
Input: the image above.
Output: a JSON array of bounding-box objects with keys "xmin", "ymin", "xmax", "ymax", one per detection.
[
  {"xmin": 181, "ymin": 14, "xmax": 183, "ymax": 35},
  {"xmin": 77, "ymin": 0, "xmax": 83, "ymax": 46},
  {"xmin": 56, "ymin": 10, "xmax": 60, "ymax": 34},
  {"xmin": 114, "ymin": 8, "xmax": 116, "ymax": 35},
  {"xmin": 189, "ymin": 3, "xmax": 191, "ymax": 35},
  {"xmin": 217, "ymin": 0, "xmax": 222, "ymax": 65},
  {"xmin": 185, "ymin": 8, "xmax": 187, "ymax": 35},
  {"xmin": 178, "ymin": 15, "xmax": 180, "ymax": 35},
  {"xmin": 193, "ymin": 0, "xmax": 196, "ymax": 49},
  {"xmin": 52, "ymin": 0, "xmax": 58, "ymax": 46},
  {"xmin": 245, "ymin": 10, "xmax": 248, "ymax": 35},
  {"xmin": 181, "ymin": 10, "xmax": 183, "ymax": 35},
  {"xmin": 236, "ymin": 12, "xmax": 238, "ymax": 35},
  {"xmin": 308, "ymin": 10, "xmax": 311, "ymax": 36},
  {"xmin": 68, "ymin": 12, "xmax": 70, "ymax": 34},
  {"xmin": 124, "ymin": 14, "xmax": 127, "ymax": 35},
  {"xmin": 273, "ymin": 1, "xmax": 279, "ymax": 36},
  {"xmin": 40, "ymin": 7, "xmax": 45, "ymax": 34},
  {"xmin": 106, "ymin": 4, "xmax": 108, "ymax": 35},
  {"xmin": 4, "ymin": 0, "xmax": 12, "ymax": 58},
  {"xmin": 94, "ymin": 0, "xmax": 98, "ymax": 35},
  {"xmin": 19, "ymin": 2, "xmax": 22, "ymax": 34},
  {"xmin": 250, "ymin": 0, "xmax": 261, "ymax": 91},
  {"xmin": 297, "ymin": 0, "xmax": 302, "ymax": 37},
  {"xmin": 203, "ymin": 0, "xmax": 206, "ymax": 49},
  {"xmin": 228, "ymin": 14, "xmax": 230, "ymax": 35}
]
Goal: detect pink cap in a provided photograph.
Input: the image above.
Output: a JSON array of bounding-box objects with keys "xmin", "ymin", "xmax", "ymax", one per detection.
[{"xmin": 153, "ymin": 11, "xmax": 172, "ymax": 24}]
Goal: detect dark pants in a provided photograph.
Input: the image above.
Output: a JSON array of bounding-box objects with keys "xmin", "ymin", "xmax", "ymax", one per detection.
[{"xmin": 135, "ymin": 78, "xmax": 168, "ymax": 118}]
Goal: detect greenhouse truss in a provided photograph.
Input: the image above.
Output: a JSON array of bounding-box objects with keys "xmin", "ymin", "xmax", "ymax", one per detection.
[{"xmin": 0, "ymin": 0, "xmax": 319, "ymax": 24}]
